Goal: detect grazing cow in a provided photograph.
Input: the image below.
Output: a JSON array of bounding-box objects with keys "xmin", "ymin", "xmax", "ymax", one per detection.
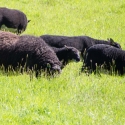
[
  {"xmin": 40, "ymin": 35, "xmax": 121, "ymax": 58},
  {"xmin": 82, "ymin": 44, "xmax": 125, "ymax": 75},
  {"xmin": 51, "ymin": 45, "xmax": 80, "ymax": 66},
  {"xmin": 0, "ymin": 31, "xmax": 61, "ymax": 77},
  {"xmin": 0, "ymin": 7, "xmax": 30, "ymax": 34}
]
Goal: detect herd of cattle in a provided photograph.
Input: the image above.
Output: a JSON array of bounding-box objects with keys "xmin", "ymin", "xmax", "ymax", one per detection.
[{"xmin": 0, "ymin": 7, "xmax": 125, "ymax": 77}]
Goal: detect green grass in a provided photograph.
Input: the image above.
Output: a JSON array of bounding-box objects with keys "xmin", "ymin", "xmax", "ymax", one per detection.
[{"xmin": 0, "ymin": 0, "xmax": 125, "ymax": 124}]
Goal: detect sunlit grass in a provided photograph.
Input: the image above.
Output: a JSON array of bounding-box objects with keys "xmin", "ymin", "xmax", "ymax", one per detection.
[{"xmin": 0, "ymin": 0, "xmax": 125, "ymax": 124}]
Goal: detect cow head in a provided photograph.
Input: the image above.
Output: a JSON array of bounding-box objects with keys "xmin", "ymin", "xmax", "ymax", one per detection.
[
  {"xmin": 107, "ymin": 38, "xmax": 121, "ymax": 49},
  {"xmin": 64, "ymin": 45, "xmax": 81, "ymax": 62}
]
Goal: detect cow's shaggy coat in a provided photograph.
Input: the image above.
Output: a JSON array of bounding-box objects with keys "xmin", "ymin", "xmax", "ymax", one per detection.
[
  {"xmin": 0, "ymin": 31, "xmax": 61, "ymax": 77},
  {"xmin": 82, "ymin": 44, "xmax": 125, "ymax": 75},
  {"xmin": 0, "ymin": 7, "xmax": 30, "ymax": 34},
  {"xmin": 40, "ymin": 35, "xmax": 121, "ymax": 58}
]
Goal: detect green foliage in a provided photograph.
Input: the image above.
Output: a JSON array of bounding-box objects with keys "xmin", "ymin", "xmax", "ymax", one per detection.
[{"xmin": 0, "ymin": 0, "xmax": 125, "ymax": 124}]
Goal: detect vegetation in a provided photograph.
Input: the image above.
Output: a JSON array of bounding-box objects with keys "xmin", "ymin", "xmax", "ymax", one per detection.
[{"xmin": 0, "ymin": 0, "xmax": 125, "ymax": 124}]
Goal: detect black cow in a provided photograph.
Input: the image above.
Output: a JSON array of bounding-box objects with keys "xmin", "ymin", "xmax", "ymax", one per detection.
[
  {"xmin": 40, "ymin": 35, "xmax": 121, "ymax": 58},
  {"xmin": 82, "ymin": 44, "xmax": 125, "ymax": 75},
  {"xmin": 0, "ymin": 31, "xmax": 61, "ymax": 77},
  {"xmin": 0, "ymin": 7, "xmax": 30, "ymax": 34}
]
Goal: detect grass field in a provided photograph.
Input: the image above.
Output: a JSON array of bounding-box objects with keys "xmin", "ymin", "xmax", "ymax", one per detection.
[{"xmin": 0, "ymin": 0, "xmax": 125, "ymax": 124}]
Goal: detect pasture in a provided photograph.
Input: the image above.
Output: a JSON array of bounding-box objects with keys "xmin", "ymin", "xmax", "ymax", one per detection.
[{"xmin": 0, "ymin": 0, "xmax": 125, "ymax": 124}]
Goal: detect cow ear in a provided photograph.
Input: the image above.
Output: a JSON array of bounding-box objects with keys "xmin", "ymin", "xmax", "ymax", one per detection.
[
  {"xmin": 107, "ymin": 38, "xmax": 115, "ymax": 45},
  {"xmin": 28, "ymin": 20, "xmax": 31, "ymax": 23}
]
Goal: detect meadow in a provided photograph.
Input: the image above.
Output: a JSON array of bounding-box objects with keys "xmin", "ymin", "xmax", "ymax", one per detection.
[{"xmin": 0, "ymin": 0, "xmax": 125, "ymax": 124}]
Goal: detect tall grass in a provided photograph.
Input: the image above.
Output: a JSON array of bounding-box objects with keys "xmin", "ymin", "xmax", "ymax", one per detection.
[{"xmin": 0, "ymin": 0, "xmax": 125, "ymax": 124}]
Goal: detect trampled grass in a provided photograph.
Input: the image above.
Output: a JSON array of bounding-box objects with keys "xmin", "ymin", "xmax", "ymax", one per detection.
[{"xmin": 0, "ymin": 0, "xmax": 125, "ymax": 124}]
